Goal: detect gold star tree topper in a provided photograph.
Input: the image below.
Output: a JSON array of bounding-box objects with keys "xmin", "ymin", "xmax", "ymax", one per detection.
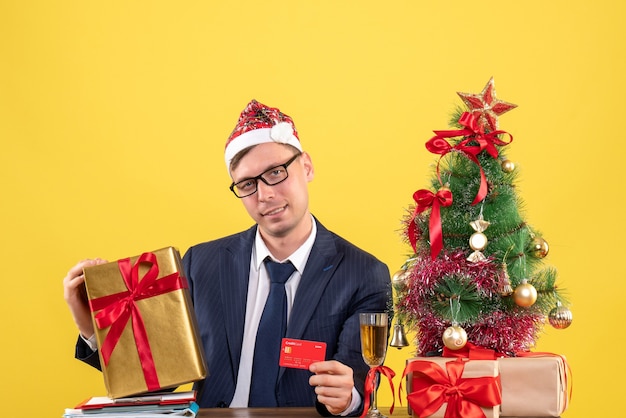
[{"xmin": 457, "ymin": 77, "xmax": 517, "ymax": 132}]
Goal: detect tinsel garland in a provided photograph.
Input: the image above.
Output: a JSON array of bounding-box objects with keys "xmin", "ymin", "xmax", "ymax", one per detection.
[{"xmin": 397, "ymin": 249, "xmax": 544, "ymax": 356}]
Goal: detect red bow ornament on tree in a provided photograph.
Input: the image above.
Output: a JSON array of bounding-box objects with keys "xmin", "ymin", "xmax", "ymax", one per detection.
[
  {"xmin": 408, "ymin": 187, "xmax": 453, "ymax": 260},
  {"xmin": 426, "ymin": 112, "xmax": 513, "ymax": 206}
]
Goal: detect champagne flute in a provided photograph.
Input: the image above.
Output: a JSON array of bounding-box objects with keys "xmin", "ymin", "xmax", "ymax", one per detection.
[{"xmin": 359, "ymin": 312, "xmax": 389, "ymax": 418}]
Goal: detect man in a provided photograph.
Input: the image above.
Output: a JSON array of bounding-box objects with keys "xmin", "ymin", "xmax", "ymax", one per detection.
[{"xmin": 63, "ymin": 100, "xmax": 392, "ymax": 416}]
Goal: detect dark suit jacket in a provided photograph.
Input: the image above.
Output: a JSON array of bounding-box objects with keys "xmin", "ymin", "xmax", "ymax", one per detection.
[{"xmin": 75, "ymin": 218, "xmax": 391, "ymax": 416}]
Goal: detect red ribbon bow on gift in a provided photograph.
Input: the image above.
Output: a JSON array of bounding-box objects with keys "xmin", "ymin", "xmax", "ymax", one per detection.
[
  {"xmin": 400, "ymin": 359, "xmax": 501, "ymax": 418},
  {"xmin": 426, "ymin": 112, "xmax": 513, "ymax": 205},
  {"xmin": 360, "ymin": 365, "xmax": 396, "ymax": 418},
  {"xmin": 89, "ymin": 252, "xmax": 188, "ymax": 391},
  {"xmin": 408, "ymin": 187, "xmax": 453, "ymax": 260}
]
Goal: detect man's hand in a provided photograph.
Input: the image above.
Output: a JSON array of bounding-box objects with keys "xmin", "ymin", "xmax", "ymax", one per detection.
[
  {"xmin": 62, "ymin": 258, "xmax": 107, "ymax": 339},
  {"xmin": 309, "ymin": 360, "xmax": 354, "ymax": 415}
]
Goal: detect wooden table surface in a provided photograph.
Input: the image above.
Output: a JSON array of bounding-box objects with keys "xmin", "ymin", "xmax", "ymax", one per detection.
[
  {"xmin": 196, "ymin": 407, "xmax": 402, "ymax": 417},
  {"xmin": 195, "ymin": 407, "xmax": 557, "ymax": 417}
]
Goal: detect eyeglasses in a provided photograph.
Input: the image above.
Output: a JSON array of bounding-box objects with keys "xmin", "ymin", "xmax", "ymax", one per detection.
[{"xmin": 229, "ymin": 153, "xmax": 301, "ymax": 198}]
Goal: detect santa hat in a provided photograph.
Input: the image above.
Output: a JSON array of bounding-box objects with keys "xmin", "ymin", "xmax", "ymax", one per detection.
[{"xmin": 224, "ymin": 100, "xmax": 302, "ymax": 169}]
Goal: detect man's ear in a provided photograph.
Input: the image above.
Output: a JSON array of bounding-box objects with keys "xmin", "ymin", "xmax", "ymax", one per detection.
[{"xmin": 301, "ymin": 152, "xmax": 315, "ymax": 181}]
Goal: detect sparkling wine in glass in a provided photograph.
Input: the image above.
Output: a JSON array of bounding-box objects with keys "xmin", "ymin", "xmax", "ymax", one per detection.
[{"xmin": 359, "ymin": 312, "xmax": 389, "ymax": 418}]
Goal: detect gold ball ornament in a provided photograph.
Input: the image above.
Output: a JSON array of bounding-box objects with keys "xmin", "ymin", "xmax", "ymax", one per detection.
[
  {"xmin": 442, "ymin": 325, "xmax": 468, "ymax": 350},
  {"xmin": 501, "ymin": 159, "xmax": 515, "ymax": 173},
  {"xmin": 530, "ymin": 236, "xmax": 549, "ymax": 258},
  {"xmin": 513, "ymin": 279, "xmax": 537, "ymax": 307},
  {"xmin": 392, "ymin": 269, "xmax": 410, "ymax": 292},
  {"xmin": 548, "ymin": 302, "xmax": 573, "ymax": 329}
]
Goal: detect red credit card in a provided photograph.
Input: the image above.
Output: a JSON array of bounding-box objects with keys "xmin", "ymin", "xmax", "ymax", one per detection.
[{"xmin": 279, "ymin": 338, "xmax": 327, "ymax": 369}]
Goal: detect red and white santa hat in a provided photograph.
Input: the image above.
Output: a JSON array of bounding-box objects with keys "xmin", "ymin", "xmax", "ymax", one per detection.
[{"xmin": 224, "ymin": 99, "xmax": 302, "ymax": 169}]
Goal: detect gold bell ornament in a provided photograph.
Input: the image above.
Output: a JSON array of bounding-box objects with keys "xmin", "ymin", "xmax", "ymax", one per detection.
[
  {"xmin": 390, "ymin": 267, "xmax": 411, "ymax": 349},
  {"xmin": 390, "ymin": 322, "xmax": 410, "ymax": 349}
]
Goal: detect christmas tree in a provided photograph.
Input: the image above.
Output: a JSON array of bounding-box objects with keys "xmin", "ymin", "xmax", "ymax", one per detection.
[{"xmin": 394, "ymin": 78, "xmax": 573, "ymax": 357}]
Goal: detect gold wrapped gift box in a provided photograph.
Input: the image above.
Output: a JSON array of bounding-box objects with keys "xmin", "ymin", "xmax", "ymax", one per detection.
[{"xmin": 83, "ymin": 247, "xmax": 207, "ymax": 399}]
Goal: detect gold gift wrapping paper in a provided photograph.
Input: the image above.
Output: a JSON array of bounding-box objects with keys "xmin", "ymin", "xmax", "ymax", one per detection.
[
  {"xmin": 406, "ymin": 357, "xmax": 500, "ymax": 418},
  {"xmin": 498, "ymin": 356, "xmax": 569, "ymax": 417},
  {"xmin": 83, "ymin": 246, "xmax": 207, "ymax": 399}
]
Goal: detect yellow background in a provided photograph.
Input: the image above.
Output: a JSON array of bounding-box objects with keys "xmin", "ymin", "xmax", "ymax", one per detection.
[{"xmin": 0, "ymin": 1, "xmax": 622, "ymax": 416}]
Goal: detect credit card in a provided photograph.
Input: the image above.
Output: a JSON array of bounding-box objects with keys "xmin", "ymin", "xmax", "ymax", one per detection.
[{"xmin": 279, "ymin": 338, "xmax": 327, "ymax": 369}]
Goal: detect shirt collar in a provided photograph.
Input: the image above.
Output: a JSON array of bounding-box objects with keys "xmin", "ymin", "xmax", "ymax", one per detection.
[{"xmin": 253, "ymin": 215, "xmax": 317, "ymax": 275}]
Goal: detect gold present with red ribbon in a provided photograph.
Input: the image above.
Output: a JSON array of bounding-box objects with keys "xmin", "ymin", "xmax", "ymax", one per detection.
[
  {"xmin": 83, "ymin": 247, "xmax": 207, "ymax": 398},
  {"xmin": 498, "ymin": 354, "xmax": 570, "ymax": 417},
  {"xmin": 401, "ymin": 357, "xmax": 501, "ymax": 418}
]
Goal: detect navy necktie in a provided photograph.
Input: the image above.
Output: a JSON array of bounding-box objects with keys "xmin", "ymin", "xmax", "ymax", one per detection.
[{"xmin": 248, "ymin": 259, "xmax": 296, "ymax": 407}]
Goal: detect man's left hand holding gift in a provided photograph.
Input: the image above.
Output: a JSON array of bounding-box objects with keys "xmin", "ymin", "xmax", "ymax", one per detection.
[{"xmin": 63, "ymin": 258, "xmax": 108, "ymax": 350}]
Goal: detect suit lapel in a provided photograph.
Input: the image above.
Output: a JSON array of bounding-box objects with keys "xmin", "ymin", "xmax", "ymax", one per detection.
[
  {"xmin": 285, "ymin": 221, "xmax": 342, "ymax": 340},
  {"xmin": 220, "ymin": 226, "xmax": 256, "ymax": 374}
]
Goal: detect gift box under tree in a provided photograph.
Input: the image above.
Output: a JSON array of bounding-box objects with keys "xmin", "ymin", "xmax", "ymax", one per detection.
[
  {"xmin": 402, "ymin": 357, "xmax": 501, "ymax": 418},
  {"xmin": 498, "ymin": 354, "xmax": 570, "ymax": 417}
]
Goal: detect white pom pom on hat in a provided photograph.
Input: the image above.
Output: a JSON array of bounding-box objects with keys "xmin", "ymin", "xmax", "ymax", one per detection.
[{"xmin": 224, "ymin": 100, "xmax": 302, "ymax": 170}]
